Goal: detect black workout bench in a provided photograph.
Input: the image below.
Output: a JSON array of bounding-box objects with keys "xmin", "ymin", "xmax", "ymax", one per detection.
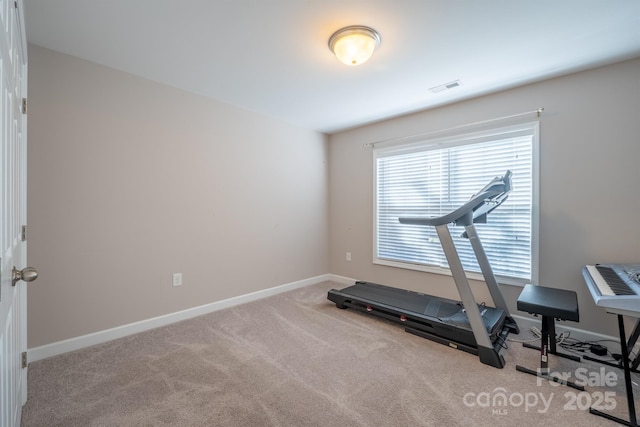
[{"xmin": 515, "ymin": 284, "xmax": 584, "ymax": 390}]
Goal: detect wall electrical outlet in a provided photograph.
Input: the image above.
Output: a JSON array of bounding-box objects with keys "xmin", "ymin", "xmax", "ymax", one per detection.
[
  {"xmin": 172, "ymin": 273, "xmax": 183, "ymax": 287},
  {"xmin": 346, "ymin": 252, "xmax": 351, "ymax": 262}
]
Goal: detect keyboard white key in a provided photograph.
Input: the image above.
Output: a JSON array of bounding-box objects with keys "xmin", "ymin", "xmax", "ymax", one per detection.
[
  {"xmin": 582, "ymin": 264, "xmax": 640, "ymax": 317},
  {"xmin": 585, "ymin": 264, "xmax": 614, "ymax": 296}
]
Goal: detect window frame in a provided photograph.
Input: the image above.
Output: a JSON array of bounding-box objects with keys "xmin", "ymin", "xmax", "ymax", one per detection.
[{"xmin": 372, "ymin": 121, "xmax": 540, "ymax": 287}]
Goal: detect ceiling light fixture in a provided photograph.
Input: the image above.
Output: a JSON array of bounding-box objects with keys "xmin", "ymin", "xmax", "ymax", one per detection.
[{"xmin": 328, "ymin": 25, "xmax": 381, "ymax": 66}]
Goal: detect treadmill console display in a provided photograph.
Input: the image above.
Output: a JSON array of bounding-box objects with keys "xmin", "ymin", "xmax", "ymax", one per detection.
[{"xmin": 399, "ymin": 170, "xmax": 512, "ymax": 228}]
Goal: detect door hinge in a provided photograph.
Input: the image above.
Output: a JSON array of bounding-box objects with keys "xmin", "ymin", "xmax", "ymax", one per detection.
[
  {"xmin": 21, "ymin": 225, "xmax": 27, "ymax": 242},
  {"xmin": 22, "ymin": 352, "xmax": 27, "ymax": 368},
  {"xmin": 22, "ymin": 98, "xmax": 27, "ymax": 114}
]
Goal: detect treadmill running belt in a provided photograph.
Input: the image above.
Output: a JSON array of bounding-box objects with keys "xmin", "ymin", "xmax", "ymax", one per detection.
[
  {"xmin": 330, "ymin": 281, "xmax": 506, "ymax": 338},
  {"xmin": 338, "ymin": 281, "xmax": 461, "ymax": 319}
]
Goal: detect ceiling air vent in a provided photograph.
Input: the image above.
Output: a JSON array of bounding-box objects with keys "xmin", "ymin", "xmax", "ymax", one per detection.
[{"xmin": 429, "ymin": 80, "xmax": 462, "ymax": 94}]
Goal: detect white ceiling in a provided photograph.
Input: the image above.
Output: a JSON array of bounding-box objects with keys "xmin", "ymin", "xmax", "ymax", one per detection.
[{"xmin": 23, "ymin": 0, "xmax": 640, "ymax": 134}]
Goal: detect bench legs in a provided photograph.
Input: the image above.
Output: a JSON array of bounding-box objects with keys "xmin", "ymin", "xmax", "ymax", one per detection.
[{"xmin": 515, "ymin": 314, "xmax": 584, "ymax": 391}]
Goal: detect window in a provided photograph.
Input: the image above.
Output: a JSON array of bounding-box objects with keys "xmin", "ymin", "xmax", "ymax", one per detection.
[{"xmin": 374, "ymin": 122, "xmax": 539, "ymax": 285}]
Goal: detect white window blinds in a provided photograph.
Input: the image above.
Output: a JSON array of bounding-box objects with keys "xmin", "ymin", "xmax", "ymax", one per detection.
[{"xmin": 374, "ymin": 123, "xmax": 538, "ymax": 283}]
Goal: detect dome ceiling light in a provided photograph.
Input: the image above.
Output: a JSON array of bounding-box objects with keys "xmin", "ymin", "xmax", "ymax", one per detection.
[{"xmin": 328, "ymin": 25, "xmax": 381, "ymax": 66}]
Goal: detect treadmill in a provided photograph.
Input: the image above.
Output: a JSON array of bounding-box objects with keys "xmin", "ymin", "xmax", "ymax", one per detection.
[{"xmin": 328, "ymin": 171, "xmax": 519, "ymax": 368}]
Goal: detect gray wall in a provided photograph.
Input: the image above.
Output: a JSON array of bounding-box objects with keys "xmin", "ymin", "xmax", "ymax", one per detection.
[
  {"xmin": 27, "ymin": 45, "xmax": 329, "ymax": 347},
  {"xmin": 329, "ymin": 58, "xmax": 640, "ymax": 337}
]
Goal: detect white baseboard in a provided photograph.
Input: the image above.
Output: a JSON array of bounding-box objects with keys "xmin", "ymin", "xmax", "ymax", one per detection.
[
  {"xmin": 326, "ymin": 274, "xmax": 357, "ymax": 285},
  {"xmin": 28, "ymin": 274, "xmax": 333, "ymax": 363},
  {"xmin": 29, "ymin": 274, "xmax": 620, "ymax": 364}
]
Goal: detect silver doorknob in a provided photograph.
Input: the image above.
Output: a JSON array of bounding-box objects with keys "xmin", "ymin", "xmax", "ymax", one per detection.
[{"xmin": 12, "ymin": 266, "xmax": 38, "ymax": 286}]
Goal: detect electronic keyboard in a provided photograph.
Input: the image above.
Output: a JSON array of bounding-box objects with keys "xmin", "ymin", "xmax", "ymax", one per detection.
[{"xmin": 582, "ymin": 263, "xmax": 640, "ymax": 317}]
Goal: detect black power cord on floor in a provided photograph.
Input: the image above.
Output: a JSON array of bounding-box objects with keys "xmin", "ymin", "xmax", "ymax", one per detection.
[{"xmin": 508, "ymin": 327, "xmax": 631, "ymax": 365}]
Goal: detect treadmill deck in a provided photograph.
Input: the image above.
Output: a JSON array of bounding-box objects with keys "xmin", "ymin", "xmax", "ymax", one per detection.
[{"xmin": 328, "ymin": 281, "xmax": 507, "ymax": 348}]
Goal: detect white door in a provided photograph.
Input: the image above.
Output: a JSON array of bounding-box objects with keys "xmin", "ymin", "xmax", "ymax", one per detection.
[{"xmin": 0, "ymin": 1, "xmax": 31, "ymax": 426}]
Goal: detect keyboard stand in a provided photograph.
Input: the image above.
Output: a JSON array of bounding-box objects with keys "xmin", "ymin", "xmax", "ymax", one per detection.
[
  {"xmin": 589, "ymin": 314, "xmax": 638, "ymax": 427},
  {"xmin": 630, "ymin": 319, "xmax": 640, "ymax": 371},
  {"xmin": 583, "ymin": 317, "xmax": 640, "ymax": 373}
]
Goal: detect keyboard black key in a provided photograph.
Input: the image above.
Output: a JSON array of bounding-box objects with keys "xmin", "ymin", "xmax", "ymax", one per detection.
[{"xmin": 595, "ymin": 265, "xmax": 636, "ymax": 295}]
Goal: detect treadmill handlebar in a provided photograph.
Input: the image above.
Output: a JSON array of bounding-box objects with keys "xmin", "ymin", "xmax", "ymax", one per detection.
[{"xmin": 399, "ymin": 170, "xmax": 512, "ymax": 227}]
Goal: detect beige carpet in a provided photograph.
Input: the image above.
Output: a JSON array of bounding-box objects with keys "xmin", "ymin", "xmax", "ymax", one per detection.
[{"xmin": 22, "ymin": 281, "xmax": 636, "ymax": 426}]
